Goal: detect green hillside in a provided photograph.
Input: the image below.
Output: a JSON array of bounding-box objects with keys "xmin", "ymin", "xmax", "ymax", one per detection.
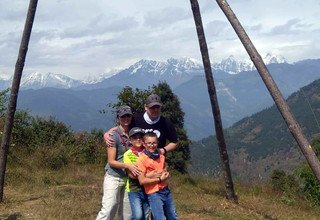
[{"xmin": 190, "ymin": 79, "xmax": 320, "ymax": 181}]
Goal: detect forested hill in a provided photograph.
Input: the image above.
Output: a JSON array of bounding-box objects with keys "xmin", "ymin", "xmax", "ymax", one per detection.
[{"xmin": 190, "ymin": 79, "xmax": 320, "ymax": 182}]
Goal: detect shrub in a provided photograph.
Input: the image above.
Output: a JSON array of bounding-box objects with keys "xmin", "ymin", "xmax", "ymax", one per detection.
[
  {"xmin": 270, "ymin": 169, "xmax": 299, "ymax": 205},
  {"xmin": 72, "ymin": 129, "xmax": 105, "ymax": 164},
  {"xmin": 46, "ymin": 149, "xmax": 69, "ymax": 170},
  {"xmin": 295, "ymin": 164, "xmax": 320, "ymax": 206},
  {"xmin": 9, "ymin": 112, "xmax": 106, "ymax": 170},
  {"xmin": 271, "ymin": 169, "xmax": 298, "ymax": 193},
  {"xmin": 293, "ymin": 136, "xmax": 320, "ymax": 206}
]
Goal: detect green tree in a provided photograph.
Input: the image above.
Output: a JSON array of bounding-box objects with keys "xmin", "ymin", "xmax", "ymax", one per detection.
[
  {"xmin": 295, "ymin": 136, "xmax": 320, "ymax": 205},
  {"xmin": 153, "ymin": 82, "xmax": 190, "ymax": 173},
  {"xmin": 117, "ymin": 87, "xmax": 149, "ymax": 113},
  {"xmin": 11, "ymin": 110, "xmax": 34, "ymax": 150},
  {"xmin": 30, "ymin": 116, "xmax": 71, "ymax": 147},
  {"xmin": 0, "ymin": 89, "xmax": 9, "ymax": 118},
  {"xmin": 111, "ymin": 82, "xmax": 190, "ymax": 173},
  {"xmin": 0, "ymin": 89, "xmax": 9, "ymax": 136}
]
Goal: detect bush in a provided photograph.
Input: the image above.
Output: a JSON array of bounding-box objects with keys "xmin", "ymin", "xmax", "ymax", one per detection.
[
  {"xmin": 9, "ymin": 112, "xmax": 106, "ymax": 170},
  {"xmin": 295, "ymin": 164, "xmax": 320, "ymax": 206},
  {"xmin": 71, "ymin": 129, "xmax": 105, "ymax": 164},
  {"xmin": 271, "ymin": 169, "xmax": 298, "ymax": 193},
  {"xmin": 293, "ymin": 136, "xmax": 320, "ymax": 206},
  {"xmin": 270, "ymin": 169, "xmax": 299, "ymax": 205},
  {"xmin": 46, "ymin": 149, "xmax": 69, "ymax": 170}
]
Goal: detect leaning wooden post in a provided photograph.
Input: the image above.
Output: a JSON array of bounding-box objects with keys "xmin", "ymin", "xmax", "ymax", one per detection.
[
  {"xmin": 190, "ymin": 0, "xmax": 238, "ymax": 202},
  {"xmin": 0, "ymin": 0, "xmax": 38, "ymax": 202},
  {"xmin": 216, "ymin": 0, "xmax": 320, "ymax": 181}
]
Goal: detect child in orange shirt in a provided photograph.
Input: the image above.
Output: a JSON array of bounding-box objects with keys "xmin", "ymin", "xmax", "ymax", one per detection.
[{"xmin": 137, "ymin": 132, "xmax": 178, "ymax": 220}]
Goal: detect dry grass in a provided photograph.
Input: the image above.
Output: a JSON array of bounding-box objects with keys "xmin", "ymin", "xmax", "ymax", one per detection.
[{"xmin": 1, "ymin": 165, "xmax": 320, "ymax": 220}]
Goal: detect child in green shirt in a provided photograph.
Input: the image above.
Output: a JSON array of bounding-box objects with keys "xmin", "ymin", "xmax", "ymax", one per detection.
[{"xmin": 124, "ymin": 127, "xmax": 162, "ymax": 220}]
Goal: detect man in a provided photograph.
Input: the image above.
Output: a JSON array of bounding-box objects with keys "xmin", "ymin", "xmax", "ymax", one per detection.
[{"xmin": 104, "ymin": 94, "xmax": 178, "ymax": 155}]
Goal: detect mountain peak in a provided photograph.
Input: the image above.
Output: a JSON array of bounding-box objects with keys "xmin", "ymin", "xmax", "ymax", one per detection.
[
  {"xmin": 166, "ymin": 57, "xmax": 202, "ymax": 73},
  {"xmin": 263, "ymin": 53, "xmax": 287, "ymax": 64},
  {"xmin": 167, "ymin": 57, "xmax": 201, "ymax": 65},
  {"xmin": 20, "ymin": 72, "xmax": 83, "ymax": 89},
  {"xmin": 83, "ymin": 68, "xmax": 123, "ymax": 84},
  {"xmin": 213, "ymin": 56, "xmax": 253, "ymax": 74},
  {"xmin": 128, "ymin": 59, "xmax": 166, "ymax": 74},
  {"xmin": 212, "ymin": 53, "xmax": 287, "ymax": 74},
  {"xmin": 0, "ymin": 55, "xmax": 292, "ymax": 90},
  {"xmin": 125, "ymin": 57, "xmax": 202, "ymax": 76}
]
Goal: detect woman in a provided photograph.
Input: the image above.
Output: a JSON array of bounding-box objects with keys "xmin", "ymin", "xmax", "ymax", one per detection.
[{"xmin": 96, "ymin": 105, "xmax": 141, "ymax": 220}]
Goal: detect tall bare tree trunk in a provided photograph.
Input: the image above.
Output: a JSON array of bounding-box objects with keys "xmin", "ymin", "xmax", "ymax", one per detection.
[
  {"xmin": 216, "ymin": 0, "xmax": 320, "ymax": 182},
  {"xmin": 190, "ymin": 0, "xmax": 237, "ymax": 202},
  {"xmin": 0, "ymin": 0, "xmax": 38, "ymax": 202}
]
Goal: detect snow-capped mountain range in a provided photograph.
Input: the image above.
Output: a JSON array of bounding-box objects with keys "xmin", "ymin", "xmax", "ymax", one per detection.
[
  {"xmin": 21, "ymin": 72, "xmax": 84, "ymax": 89},
  {"xmin": 12, "ymin": 56, "xmax": 320, "ymax": 140},
  {"xmin": 212, "ymin": 53, "xmax": 286, "ymax": 74},
  {"xmin": 128, "ymin": 57, "xmax": 203, "ymax": 76},
  {"xmin": 0, "ymin": 54, "xmax": 287, "ymax": 90}
]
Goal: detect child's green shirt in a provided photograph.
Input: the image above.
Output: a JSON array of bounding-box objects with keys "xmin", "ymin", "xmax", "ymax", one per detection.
[{"xmin": 123, "ymin": 148, "xmax": 144, "ymax": 192}]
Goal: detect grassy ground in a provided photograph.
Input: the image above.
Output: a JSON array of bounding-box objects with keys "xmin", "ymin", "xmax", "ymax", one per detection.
[{"xmin": 1, "ymin": 164, "xmax": 320, "ymax": 220}]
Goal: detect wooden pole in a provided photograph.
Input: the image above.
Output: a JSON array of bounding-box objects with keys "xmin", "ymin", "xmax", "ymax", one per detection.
[
  {"xmin": 0, "ymin": 0, "xmax": 38, "ymax": 202},
  {"xmin": 216, "ymin": 0, "xmax": 320, "ymax": 181},
  {"xmin": 190, "ymin": 0, "xmax": 238, "ymax": 202}
]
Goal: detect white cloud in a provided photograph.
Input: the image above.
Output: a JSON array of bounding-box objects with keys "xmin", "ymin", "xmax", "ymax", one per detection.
[
  {"xmin": 0, "ymin": 0, "xmax": 319, "ymax": 80},
  {"xmin": 143, "ymin": 6, "xmax": 190, "ymax": 28}
]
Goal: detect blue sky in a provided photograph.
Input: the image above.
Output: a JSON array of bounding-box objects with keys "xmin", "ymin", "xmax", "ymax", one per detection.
[{"xmin": 0, "ymin": 0, "xmax": 320, "ymax": 80}]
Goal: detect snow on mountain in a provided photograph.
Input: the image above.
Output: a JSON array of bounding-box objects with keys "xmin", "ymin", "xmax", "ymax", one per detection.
[
  {"xmin": 20, "ymin": 72, "xmax": 83, "ymax": 89},
  {"xmin": 128, "ymin": 59, "xmax": 167, "ymax": 75},
  {"xmin": 212, "ymin": 55, "xmax": 253, "ymax": 74},
  {"xmin": 115, "ymin": 53, "xmax": 287, "ymax": 80},
  {"xmin": 83, "ymin": 68, "xmax": 123, "ymax": 84},
  {"xmin": 82, "ymin": 57, "xmax": 206, "ymax": 90},
  {"xmin": 166, "ymin": 57, "xmax": 203, "ymax": 75},
  {"xmin": 263, "ymin": 53, "xmax": 287, "ymax": 64},
  {"xmin": 212, "ymin": 53, "xmax": 288, "ymax": 74},
  {"xmin": 0, "ymin": 54, "xmax": 289, "ymax": 90},
  {"xmin": 128, "ymin": 54, "xmax": 287, "ymax": 78},
  {"xmin": 126, "ymin": 57, "xmax": 203, "ymax": 77}
]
